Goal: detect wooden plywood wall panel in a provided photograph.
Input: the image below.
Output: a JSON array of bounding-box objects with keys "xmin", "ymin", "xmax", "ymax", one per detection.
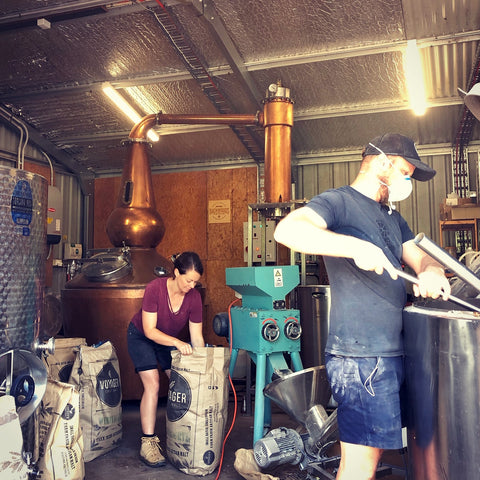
[
  {"xmin": 204, "ymin": 167, "xmax": 258, "ymax": 345},
  {"xmin": 152, "ymin": 170, "xmax": 207, "ymax": 260}
]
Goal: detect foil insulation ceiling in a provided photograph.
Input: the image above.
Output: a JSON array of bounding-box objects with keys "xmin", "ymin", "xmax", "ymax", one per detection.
[{"xmin": 0, "ymin": 0, "xmax": 479, "ymax": 182}]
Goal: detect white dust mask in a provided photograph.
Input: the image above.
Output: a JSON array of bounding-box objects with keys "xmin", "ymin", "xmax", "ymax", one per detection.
[
  {"xmin": 368, "ymin": 142, "xmax": 413, "ymax": 212},
  {"xmin": 387, "ymin": 174, "xmax": 413, "ymax": 202}
]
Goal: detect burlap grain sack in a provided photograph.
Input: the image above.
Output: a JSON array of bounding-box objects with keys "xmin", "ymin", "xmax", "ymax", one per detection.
[
  {"xmin": 37, "ymin": 379, "xmax": 84, "ymax": 480},
  {"xmin": 68, "ymin": 341, "xmax": 122, "ymax": 462},
  {"xmin": 234, "ymin": 449, "xmax": 279, "ymax": 480},
  {"xmin": 0, "ymin": 395, "xmax": 29, "ymax": 480},
  {"xmin": 166, "ymin": 347, "xmax": 230, "ymax": 475},
  {"xmin": 43, "ymin": 338, "xmax": 87, "ymax": 382}
]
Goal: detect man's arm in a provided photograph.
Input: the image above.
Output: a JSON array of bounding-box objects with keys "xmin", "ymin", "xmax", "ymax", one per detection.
[
  {"xmin": 402, "ymin": 239, "xmax": 450, "ymax": 299},
  {"xmin": 274, "ymin": 206, "xmax": 398, "ymax": 277}
]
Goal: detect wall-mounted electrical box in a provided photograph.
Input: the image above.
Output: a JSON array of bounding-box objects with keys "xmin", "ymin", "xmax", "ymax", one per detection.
[
  {"xmin": 243, "ymin": 220, "xmax": 276, "ymax": 263},
  {"xmin": 64, "ymin": 243, "xmax": 82, "ymax": 260},
  {"xmin": 47, "ymin": 186, "xmax": 62, "ymax": 245}
]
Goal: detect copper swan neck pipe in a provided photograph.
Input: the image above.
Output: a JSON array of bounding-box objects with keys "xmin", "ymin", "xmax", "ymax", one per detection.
[{"xmin": 129, "ymin": 112, "xmax": 263, "ymax": 139}]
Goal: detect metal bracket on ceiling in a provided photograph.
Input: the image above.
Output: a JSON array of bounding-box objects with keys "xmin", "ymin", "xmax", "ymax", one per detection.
[
  {"xmin": 194, "ymin": 0, "xmax": 215, "ymax": 21},
  {"xmin": 189, "ymin": 0, "xmax": 263, "ymax": 108},
  {"xmin": 154, "ymin": 1, "xmax": 264, "ymax": 163}
]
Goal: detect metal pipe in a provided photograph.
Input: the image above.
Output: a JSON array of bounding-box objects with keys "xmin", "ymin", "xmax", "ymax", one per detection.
[
  {"xmin": 129, "ymin": 112, "xmax": 262, "ymax": 140},
  {"xmin": 414, "ymin": 233, "xmax": 480, "ymax": 294},
  {"xmin": 0, "ymin": 105, "xmax": 28, "ymax": 169}
]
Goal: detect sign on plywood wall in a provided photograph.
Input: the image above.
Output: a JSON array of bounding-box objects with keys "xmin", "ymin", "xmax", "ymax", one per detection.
[{"xmin": 208, "ymin": 200, "xmax": 231, "ymax": 223}]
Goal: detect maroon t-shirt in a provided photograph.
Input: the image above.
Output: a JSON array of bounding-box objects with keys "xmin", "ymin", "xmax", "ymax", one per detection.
[{"xmin": 131, "ymin": 277, "xmax": 202, "ymax": 337}]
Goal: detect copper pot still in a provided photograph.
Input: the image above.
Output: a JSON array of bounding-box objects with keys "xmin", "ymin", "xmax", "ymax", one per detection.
[
  {"xmin": 62, "ymin": 127, "xmax": 174, "ymax": 400},
  {"xmin": 62, "ymin": 83, "xmax": 294, "ymax": 400}
]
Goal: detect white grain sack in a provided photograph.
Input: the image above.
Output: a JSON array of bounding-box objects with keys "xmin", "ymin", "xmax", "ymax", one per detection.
[
  {"xmin": 68, "ymin": 341, "xmax": 122, "ymax": 462},
  {"xmin": 166, "ymin": 347, "xmax": 230, "ymax": 475}
]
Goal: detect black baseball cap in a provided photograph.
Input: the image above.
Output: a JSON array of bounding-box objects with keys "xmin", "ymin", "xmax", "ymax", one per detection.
[{"xmin": 363, "ymin": 133, "xmax": 436, "ymax": 181}]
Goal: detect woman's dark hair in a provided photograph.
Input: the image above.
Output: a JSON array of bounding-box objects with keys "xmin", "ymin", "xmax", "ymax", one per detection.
[{"xmin": 173, "ymin": 251, "xmax": 204, "ymax": 276}]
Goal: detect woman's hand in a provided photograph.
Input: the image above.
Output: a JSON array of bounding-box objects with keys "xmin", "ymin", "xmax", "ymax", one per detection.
[{"xmin": 175, "ymin": 340, "xmax": 193, "ymax": 355}]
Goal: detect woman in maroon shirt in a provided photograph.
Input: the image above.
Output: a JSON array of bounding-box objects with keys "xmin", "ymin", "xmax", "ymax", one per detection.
[{"xmin": 127, "ymin": 251, "xmax": 204, "ymax": 467}]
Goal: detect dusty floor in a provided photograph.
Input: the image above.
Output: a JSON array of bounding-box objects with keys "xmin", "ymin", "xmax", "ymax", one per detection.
[{"xmin": 84, "ymin": 396, "xmax": 407, "ymax": 480}]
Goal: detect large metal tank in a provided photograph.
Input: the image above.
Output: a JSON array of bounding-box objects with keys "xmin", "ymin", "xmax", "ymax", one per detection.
[
  {"xmin": 0, "ymin": 166, "xmax": 48, "ymax": 427},
  {"xmin": 296, "ymin": 285, "xmax": 330, "ymax": 367},
  {"xmin": 0, "ymin": 166, "xmax": 47, "ymax": 353},
  {"xmin": 403, "ymin": 299, "xmax": 480, "ymax": 479}
]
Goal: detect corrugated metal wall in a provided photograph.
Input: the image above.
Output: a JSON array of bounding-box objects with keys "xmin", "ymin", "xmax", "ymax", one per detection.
[{"xmin": 295, "ymin": 151, "xmax": 458, "ymax": 244}]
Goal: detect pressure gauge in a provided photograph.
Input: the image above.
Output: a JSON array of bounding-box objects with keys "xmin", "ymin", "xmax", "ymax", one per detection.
[{"xmin": 268, "ymin": 83, "xmax": 278, "ymax": 94}]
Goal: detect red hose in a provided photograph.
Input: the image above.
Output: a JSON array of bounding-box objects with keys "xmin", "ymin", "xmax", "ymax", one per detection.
[{"xmin": 215, "ymin": 297, "xmax": 241, "ymax": 480}]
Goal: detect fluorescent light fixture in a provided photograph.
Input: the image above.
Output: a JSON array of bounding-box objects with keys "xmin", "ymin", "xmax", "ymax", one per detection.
[
  {"xmin": 124, "ymin": 86, "xmax": 158, "ymax": 114},
  {"xmin": 102, "ymin": 83, "xmax": 159, "ymax": 142},
  {"xmin": 405, "ymin": 39, "xmax": 427, "ymax": 116},
  {"xmin": 37, "ymin": 18, "xmax": 51, "ymax": 30}
]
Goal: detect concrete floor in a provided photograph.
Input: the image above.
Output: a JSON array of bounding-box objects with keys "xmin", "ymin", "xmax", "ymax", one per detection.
[{"xmin": 84, "ymin": 396, "xmax": 408, "ymax": 480}]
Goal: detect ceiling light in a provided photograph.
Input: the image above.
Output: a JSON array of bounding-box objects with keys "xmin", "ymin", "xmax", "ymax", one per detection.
[
  {"xmin": 102, "ymin": 83, "xmax": 159, "ymax": 142},
  {"xmin": 37, "ymin": 18, "xmax": 51, "ymax": 30},
  {"xmin": 404, "ymin": 39, "xmax": 427, "ymax": 116}
]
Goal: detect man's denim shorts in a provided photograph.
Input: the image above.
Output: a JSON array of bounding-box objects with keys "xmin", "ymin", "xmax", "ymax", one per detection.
[
  {"xmin": 325, "ymin": 354, "xmax": 404, "ymax": 450},
  {"xmin": 127, "ymin": 322, "xmax": 175, "ymax": 372}
]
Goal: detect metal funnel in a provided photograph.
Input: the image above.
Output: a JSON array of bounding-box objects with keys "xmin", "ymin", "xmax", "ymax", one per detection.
[{"xmin": 263, "ymin": 366, "xmax": 331, "ymax": 427}]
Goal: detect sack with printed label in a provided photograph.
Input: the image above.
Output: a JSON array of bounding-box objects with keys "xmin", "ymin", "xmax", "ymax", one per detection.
[
  {"xmin": 43, "ymin": 338, "xmax": 87, "ymax": 382},
  {"xmin": 37, "ymin": 379, "xmax": 84, "ymax": 480},
  {"xmin": 166, "ymin": 347, "xmax": 230, "ymax": 475},
  {"xmin": 68, "ymin": 341, "xmax": 122, "ymax": 462},
  {"xmin": 0, "ymin": 395, "xmax": 29, "ymax": 480}
]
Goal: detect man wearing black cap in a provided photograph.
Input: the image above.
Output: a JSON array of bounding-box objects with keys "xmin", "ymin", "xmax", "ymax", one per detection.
[{"xmin": 274, "ymin": 133, "xmax": 450, "ymax": 480}]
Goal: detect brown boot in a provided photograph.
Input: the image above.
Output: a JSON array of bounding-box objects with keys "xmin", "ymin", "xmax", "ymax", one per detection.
[{"xmin": 140, "ymin": 435, "xmax": 166, "ymax": 467}]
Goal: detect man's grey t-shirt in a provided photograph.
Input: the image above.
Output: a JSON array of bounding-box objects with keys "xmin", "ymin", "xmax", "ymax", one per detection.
[{"xmin": 306, "ymin": 186, "xmax": 414, "ymax": 356}]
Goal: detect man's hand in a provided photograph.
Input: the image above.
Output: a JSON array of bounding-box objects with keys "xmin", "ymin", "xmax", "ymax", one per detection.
[
  {"xmin": 414, "ymin": 269, "xmax": 450, "ymax": 300},
  {"xmin": 352, "ymin": 242, "xmax": 398, "ymax": 279}
]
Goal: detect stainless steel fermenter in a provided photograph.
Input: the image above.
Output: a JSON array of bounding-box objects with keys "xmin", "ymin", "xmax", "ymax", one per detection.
[{"xmin": 403, "ymin": 299, "xmax": 480, "ymax": 479}]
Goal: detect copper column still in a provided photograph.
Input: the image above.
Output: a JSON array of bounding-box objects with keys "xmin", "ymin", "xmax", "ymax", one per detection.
[
  {"xmin": 62, "ymin": 84, "xmax": 293, "ymax": 400},
  {"xmin": 263, "ymin": 82, "xmax": 294, "ymax": 203}
]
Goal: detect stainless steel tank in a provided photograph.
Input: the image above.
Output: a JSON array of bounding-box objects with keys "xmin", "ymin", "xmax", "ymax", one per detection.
[
  {"xmin": 0, "ymin": 166, "xmax": 47, "ymax": 354},
  {"xmin": 0, "ymin": 166, "xmax": 48, "ymax": 427},
  {"xmin": 403, "ymin": 299, "xmax": 480, "ymax": 479},
  {"xmin": 296, "ymin": 286, "xmax": 330, "ymax": 367}
]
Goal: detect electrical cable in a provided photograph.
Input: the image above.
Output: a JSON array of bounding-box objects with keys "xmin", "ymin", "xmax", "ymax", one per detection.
[{"xmin": 214, "ymin": 297, "xmax": 240, "ymax": 480}]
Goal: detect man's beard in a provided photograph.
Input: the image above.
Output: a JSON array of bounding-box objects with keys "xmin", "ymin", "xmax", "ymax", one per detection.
[{"xmin": 377, "ymin": 176, "xmax": 390, "ymax": 204}]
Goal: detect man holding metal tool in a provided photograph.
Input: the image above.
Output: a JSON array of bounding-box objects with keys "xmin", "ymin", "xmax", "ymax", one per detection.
[{"xmin": 274, "ymin": 133, "xmax": 451, "ymax": 480}]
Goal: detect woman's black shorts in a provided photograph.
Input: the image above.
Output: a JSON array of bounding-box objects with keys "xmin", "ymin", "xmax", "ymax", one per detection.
[{"xmin": 127, "ymin": 322, "xmax": 175, "ymax": 372}]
